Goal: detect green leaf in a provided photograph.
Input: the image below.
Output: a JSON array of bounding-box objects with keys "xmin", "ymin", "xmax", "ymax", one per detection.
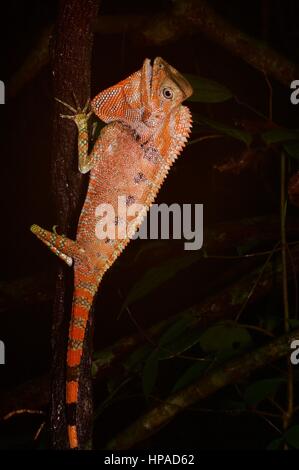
[
  {"xmin": 157, "ymin": 328, "xmax": 203, "ymax": 360},
  {"xmin": 199, "ymin": 322, "xmax": 252, "ymax": 359},
  {"xmin": 93, "ymin": 349, "xmax": 114, "ymax": 363},
  {"xmin": 263, "ymin": 129, "xmax": 299, "ymax": 145},
  {"xmin": 159, "ymin": 314, "xmax": 193, "ymax": 347},
  {"xmin": 267, "ymin": 438, "xmax": 284, "ymax": 450},
  {"xmin": 285, "ymin": 425, "xmax": 299, "ymax": 449},
  {"xmin": 120, "ymin": 253, "xmax": 201, "ymax": 312},
  {"xmin": 244, "ymin": 378, "xmax": 285, "ymax": 406},
  {"xmin": 172, "ymin": 361, "xmax": 209, "ymax": 392},
  {"xmin": 260, "ymin": 311, "xmax": 281, "ymax": 333},
  {"xmin": 261, "ymin": 128, "xmax": 299, "ymax": 145},
  {"xmin": 142, "ymin": 310, "xmax": 203, "ymax": 360},
  {"xmin": 230, "ymin": 286, "xmax": 249, "ymax": 307},
  {"xmin": 92, "ymin": 350, "xmax": 115, "ymax": 377},
  {"xmin": 123, "ymin": 344, "xmax": 152, "ymax": 373},
  {"xmin": 283, "ymin": 141, "xmax": 299, "ymax": 160},
  {"xmin": 289, "ymin": 319, "xmax": 299, "ymax": 329},
  {"xmin": 184, "ymin": 74, "xmax": 233, "ymax": 103},
  {"xmin": 193, "ymin": 114, "xmax": 252, "ymax": 146},
  {"xmin": 142, "ymin": 351, "xmax": 159, "ymax": 398}
]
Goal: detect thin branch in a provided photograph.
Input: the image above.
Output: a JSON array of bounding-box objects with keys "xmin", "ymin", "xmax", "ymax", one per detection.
[
  {"xmin": 234, "ymin": 95, "xmax": 268, "ymax": 120},
  {"xmin": 106, "ymin": 329, "xmax": 299, "ymax": 449},
  {"xmin": 281, "ymin": 154, "xmax": 290, "ymax": 334},
  {"xmin": 188, "ymin": 134, "xmax": 224, "ymax": 146},
  {"xmin": 239, "ymin": 323, "xmax": 274, "ymax": 337},
  {"xmin": 34, "ymin": 421, "xmax": 46, "ymax": 441},
  {"xmin": 8, "ymin": 1, "xmax": 299, "ymax": 96},
  {"xmin": 235, "ymin": 241, "xmax": 280, "ymax": 322},
  {"xmin": 3, "ymin": 239, "xmax": 299, "ymax": 421},
  {"xmin": 174, "ymin": 0, "xmax": 299, "ymax": 86},
  {"xmin": 286, "ymin": 243, "xmax": 299, "ymax": 319},
  {"xmin": 4, "ymin": 409, "xmax": 44, "ymax": 420},
  {"xmin": 263, "ymin": 72, "xmax": 273, "ymax": 122}
]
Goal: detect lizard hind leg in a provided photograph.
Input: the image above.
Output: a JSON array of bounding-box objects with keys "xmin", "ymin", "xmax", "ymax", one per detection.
[{"xmin": 30, "ymin": 224, "xmax": 83, "ymax": 266}]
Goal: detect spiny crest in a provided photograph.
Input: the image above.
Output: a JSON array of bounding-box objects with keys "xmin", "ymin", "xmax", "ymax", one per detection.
[{"xmin": 167, "ymin": 105, "xmax": 192, "ymax": 163}]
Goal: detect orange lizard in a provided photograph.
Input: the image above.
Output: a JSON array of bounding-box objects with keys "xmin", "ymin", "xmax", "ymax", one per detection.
[{"xmin": 31, "ymin": 57, "xmax": 193, "ymax": 449}]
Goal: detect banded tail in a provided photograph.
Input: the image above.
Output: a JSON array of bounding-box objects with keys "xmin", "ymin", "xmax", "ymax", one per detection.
[
  {"xmin": 30, "ymin": 224, "xmax": 98, "ymax": 449},
  {"xmin": 66, "ymin": 270, "xmax": 98, "ymax": 449}
]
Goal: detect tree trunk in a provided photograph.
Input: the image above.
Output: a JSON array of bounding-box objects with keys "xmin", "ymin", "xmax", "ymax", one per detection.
[{"xmin": 50, "ymin": 0, "xmax": 100, "ymax": 449}]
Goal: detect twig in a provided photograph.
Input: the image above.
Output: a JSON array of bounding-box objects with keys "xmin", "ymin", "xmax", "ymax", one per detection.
[
  {"xmin": 34, "ymin": 421, "xmax": 46, "ymax": 441},
  {"xmin": 3, "ymin": 239, "xmax": 299, "ymax": 423},
  {"xmin": 239, "ymin": 323, "xmax": 275, "ymax": 337},
  {"xmin": 235, "ymin": 241, "xmax": 280, "ymax": 321},
  {"xmin": 8, "ymin": 1, "xmax": 299, "ymax": 98},
  {"xmin": 3, "ymin": 409, "xmax": 44, "ymax": 420},
  {"xmin": 263, "ymin": 72, "xmax": 273, "ymax": 122},
  {"xmin": 269, "ymin": 398, "xmax": 285, "ymax": 415},
  {"xmin": 179, "ymin": 0, "xmax": 299, "ymax": 86},
  {"xmin": 286, "ymin": 244, "xmax": 299, "ymax": 319},
  {"xmin": 188, "ymin": 135, "xmax": 223, "ymax": 146},
  {"xmin": 234, "ymin": 96, "xmax": 267, "ymax": 120},
  {"xmin": 106, "ymin": 329, "xmax": 299, "ymax": 449}
]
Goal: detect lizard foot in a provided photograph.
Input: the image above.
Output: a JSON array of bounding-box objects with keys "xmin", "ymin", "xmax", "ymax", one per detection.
[
  {"xmin": 55, "ymin": 97, "xmax": 92, "ymax": 121},
  {"xmin": 30, "ymin": 224, "xmax": 79, "ymax": 267},
  {"xmin": 52, "ymin": 224, "xmax": 66, "ymax": 237}
]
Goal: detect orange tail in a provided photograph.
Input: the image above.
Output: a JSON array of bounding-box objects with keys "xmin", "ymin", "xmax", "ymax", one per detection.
[
  {"xmin": 30, "ymin": 224, "xmax": 99, "ymax": 448},
  {"xmin": 66, "ymin": 270, "xmax": 98, "ymax": 449}
]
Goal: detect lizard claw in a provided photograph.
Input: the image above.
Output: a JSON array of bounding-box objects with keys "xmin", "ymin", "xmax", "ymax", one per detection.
[
  {"xmin": 59, "ymin": 113, "xmax": 76, "ymax": 120},
  {"xmin": 52, "ymin": 225, "xmax": 66, "ymax": 237},
  {"xmin": 72, "ymin": 91, "xmax": 80, "ymax": 110},
  {"xmin": 83, "ymin": 98, "xmax": 90, "ymax": 113},
  {"xmin": 55, "ymin": 97, "xmax": 77, "ymax": 113},
  {"xmin": 55, "ymin": 96, "xmax": 92, "ymax": 120}
]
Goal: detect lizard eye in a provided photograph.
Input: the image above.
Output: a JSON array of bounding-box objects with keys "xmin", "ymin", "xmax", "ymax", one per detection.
[{"xmin": 162, "ymin": 87, "xmax": 173, "ymax": 99}]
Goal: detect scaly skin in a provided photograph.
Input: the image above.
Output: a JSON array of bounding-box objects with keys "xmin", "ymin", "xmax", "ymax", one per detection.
[{"xmin": 31, "ymin": 57, "xmax": 193, "ymax": 449}]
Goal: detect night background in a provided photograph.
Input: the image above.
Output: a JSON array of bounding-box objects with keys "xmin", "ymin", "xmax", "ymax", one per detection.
[{"xmin": 0, "ymin": 0, "xmax": 299, "ymax": 452}]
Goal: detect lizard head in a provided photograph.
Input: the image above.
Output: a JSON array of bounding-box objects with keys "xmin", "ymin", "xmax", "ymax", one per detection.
[
  {"xmin": 142, "ymin": 57, "xmax": 193, "ymax": 118},
  {"xmin": 91, "ymin": 57, "xmax": 192, "ymax": 132}
]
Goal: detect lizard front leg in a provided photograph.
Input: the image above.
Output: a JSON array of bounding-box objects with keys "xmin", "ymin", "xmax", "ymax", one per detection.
[
  {"xmin": 30, "ymin": 98, "xmax": 100, "ymax": 265},
  {"xmin": 56, "ymin": 98, "xmax": 96, "ymax": 174}
]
